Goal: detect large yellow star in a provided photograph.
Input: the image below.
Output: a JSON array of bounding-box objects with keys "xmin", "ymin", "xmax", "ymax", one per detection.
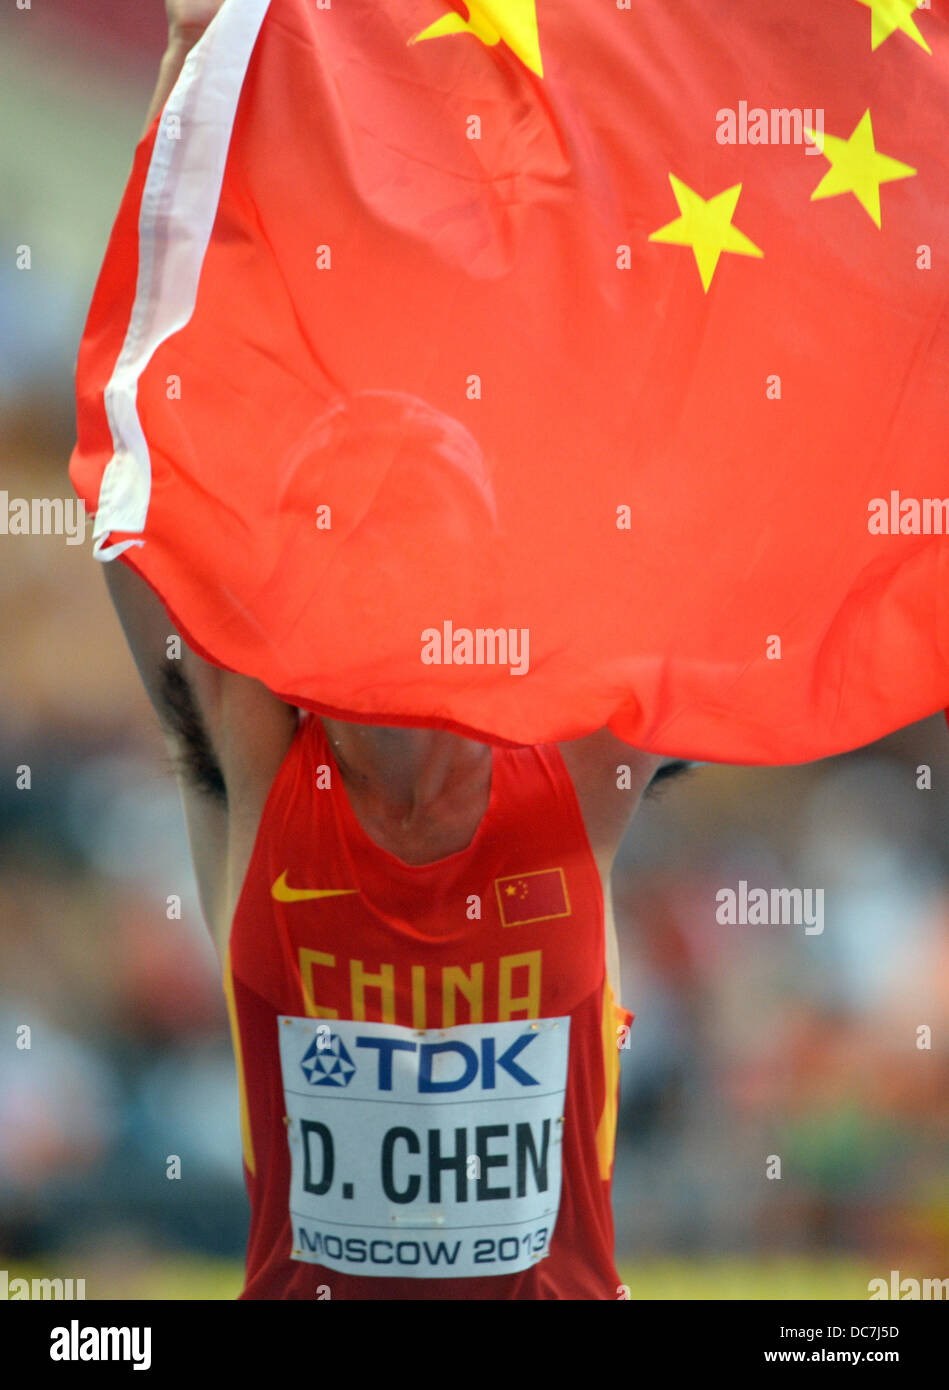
[
  {"xmin": 648, "ymin": 176, "xmax": 762, "ymax": 293},
  {"xmin": 409, "ymin": 1, "xmax": 544, "ymax": 77},
  {"xmin": 807, "ymin": 109, "xmax": 915, "ymax": 227},
  {"xmin": 855, "ymin": 0, "xmax": 931, "ymax": 54}
]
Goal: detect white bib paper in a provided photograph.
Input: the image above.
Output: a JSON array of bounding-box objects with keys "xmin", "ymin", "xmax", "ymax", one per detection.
[{"xmin": 278, "ymin": 1014, "xmax": 570, "ymax": 1279}]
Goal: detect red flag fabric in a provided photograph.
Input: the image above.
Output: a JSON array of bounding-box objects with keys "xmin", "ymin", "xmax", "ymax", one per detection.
[{"xmin": 70, "ymin": 0, "xmax": 949, "ymax": 762}]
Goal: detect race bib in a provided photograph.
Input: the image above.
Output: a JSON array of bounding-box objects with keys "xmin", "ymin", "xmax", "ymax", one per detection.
[{"xmin": 278, "ymin": 1014, "xmax": 570, "ymax": 1279}]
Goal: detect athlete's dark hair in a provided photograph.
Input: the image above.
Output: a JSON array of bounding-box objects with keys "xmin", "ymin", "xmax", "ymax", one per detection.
[
  {"xmin": 643, "ymin": 759, "xmax": 695, "ymax": 799},
  {"xmin": 156, "ymin": 663, "xmax": 227, "ymax": 802}
]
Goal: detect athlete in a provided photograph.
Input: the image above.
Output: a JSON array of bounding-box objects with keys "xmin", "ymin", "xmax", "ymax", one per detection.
[
  {"xmin": 96, "ymin": 3, "xmax": 693, "ymax": 1299},
  {"xmin": 106, "ymin": 560, "xmax": 690, "ymax": 1301}
]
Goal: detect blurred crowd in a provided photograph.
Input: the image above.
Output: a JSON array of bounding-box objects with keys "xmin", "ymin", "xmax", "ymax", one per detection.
[{"xmin": 612, "ymin": 743, "xmax": 949, "ymax": 1266}]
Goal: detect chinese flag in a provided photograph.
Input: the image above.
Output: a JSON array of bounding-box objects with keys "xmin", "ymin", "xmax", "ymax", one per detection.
[
  {"xmin": 70, "ymin": 0, "xmax": 949, "ymax": 762},
  {"xmin": 496, "ymin": 869, "xmax": 570, "ymax": 927}
]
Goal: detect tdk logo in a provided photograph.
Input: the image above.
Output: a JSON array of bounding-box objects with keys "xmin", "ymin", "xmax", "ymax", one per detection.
[
  {"xmin": 356, "ymin": 1034, "xmax": 539, "ymax": 1092},
  {"xmin": 301, "ymin": 1032, "xmax": 357, "ymax": 1087}
]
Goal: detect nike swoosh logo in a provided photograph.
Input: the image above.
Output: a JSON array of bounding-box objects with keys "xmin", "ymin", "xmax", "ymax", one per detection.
[{"xmin": 271, "ymin": 872, "xmax": 358, "ymax": 903}]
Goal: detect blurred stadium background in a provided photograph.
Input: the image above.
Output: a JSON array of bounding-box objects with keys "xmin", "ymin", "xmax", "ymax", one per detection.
[{"xmin": 2, "ymin": 1, "xmax": 947, "ymax": 1300}]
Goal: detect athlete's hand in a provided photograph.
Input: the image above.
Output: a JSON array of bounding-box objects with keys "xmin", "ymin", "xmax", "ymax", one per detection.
[
  {"xmin": 165, "ymin": 0, "xmax": 227, "ymax": 46},
  {"xmin": 142, "ymin": 0, "xmax": 225, "ymax": 138}
]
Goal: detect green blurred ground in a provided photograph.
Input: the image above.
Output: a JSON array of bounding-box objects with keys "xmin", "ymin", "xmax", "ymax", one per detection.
[{"xmin": 1, "ymin": 1254, "xmax": 883, "ymax": 1300}]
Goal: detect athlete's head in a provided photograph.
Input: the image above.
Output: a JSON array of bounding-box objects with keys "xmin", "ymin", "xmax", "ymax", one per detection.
[{"xmin": 279, "ymin": 389, "xmax": 500, "ymax": 614}]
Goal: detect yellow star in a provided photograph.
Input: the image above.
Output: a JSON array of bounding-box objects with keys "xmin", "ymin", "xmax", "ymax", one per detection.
[
  {"xmin": 807, "ymin": 109, "xmax": 915, "ymax": 227},
  {"xmin": 648, "ymin": 176, "xmax": 762, "ymax": 293},
  {"xmin": 505, "ymin": 884, "xmax": 517, "ymax": 895},
  {"xmin": 855, "ymin": 0, "xmax": 931, "ymax": 54},
  {"xmin": 409, "ymin": 1, "xmax": 544, "ymax": 78}
]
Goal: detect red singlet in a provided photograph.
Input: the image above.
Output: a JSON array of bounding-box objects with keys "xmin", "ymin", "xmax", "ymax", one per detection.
[{"xmin": 225, "ymin": 714, "xmax": 631, "ymax": 1299}]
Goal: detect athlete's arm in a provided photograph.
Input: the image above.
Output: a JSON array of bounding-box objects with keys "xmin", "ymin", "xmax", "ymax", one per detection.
[
  {"xmin": 100, "ymin": 0, "xmax": 298, "ymax": 955},
  {"xmin": 558, "ymin": 730, "xmax": 694, "ymax": 1003},
  {"xmin": 103, "ymin": 561, "xmax": 297, "ymax": 953},
  {"xmin": 557, "ymin": 730, "xmax": 669, "ymax": 856}
]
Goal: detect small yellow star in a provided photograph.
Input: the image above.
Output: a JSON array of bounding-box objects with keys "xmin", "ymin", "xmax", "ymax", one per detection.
[
  {"xmin": 649, "ymin": 175, "xmax": 763, "ymax": 293},
  {"xmin": 807, "ymin": 109, "xmax": 915, "ymax": 228},
  {"xmin": 409, "ymin": 1, "xmax": 544, "ymax": 77},
  {"xmin": 855, "ymin": 0, "xmax": 931, "ymax": 54}
]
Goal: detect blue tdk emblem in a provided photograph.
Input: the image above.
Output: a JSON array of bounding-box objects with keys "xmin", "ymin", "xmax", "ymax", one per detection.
[{"xmin": 301, "ymin": 1031, "xmax": 356, "ymax": 1087}]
